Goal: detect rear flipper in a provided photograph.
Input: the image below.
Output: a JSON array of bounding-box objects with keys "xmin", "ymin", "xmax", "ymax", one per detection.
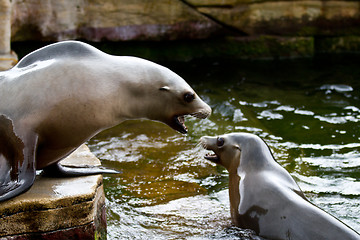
[{"xmin": 42, "ymin": 162, "xmax": 120, "ymax": 178}]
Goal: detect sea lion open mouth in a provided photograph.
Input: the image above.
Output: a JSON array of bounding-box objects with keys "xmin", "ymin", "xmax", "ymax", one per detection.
[
  {"xmin": 199, "ymin": 137, "xmax": 220, "ymax": 163},
  {"xmin": 204, "ymin": 151, "xmax": 220, "ymax": 163},
  {"xmin": 174, "ymin": 115, "xmax": 188, "ymax": 134},
  {"xmin": 173, "ymin": 111, "xmax": 210, "ymax": 134}
]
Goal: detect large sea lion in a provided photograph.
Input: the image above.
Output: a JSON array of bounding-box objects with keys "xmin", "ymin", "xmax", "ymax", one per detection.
[
  {"xmin": 200, "ymin": 132, "xmax": 359, "ymax": 240},
  {"xmin": 0, "ymin": 41, "xmax": 211, "ymax": 202}
]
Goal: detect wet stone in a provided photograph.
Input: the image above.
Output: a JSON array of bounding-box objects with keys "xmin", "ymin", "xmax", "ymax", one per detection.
[
  {"xmin": 0, "ymin": 52, "xmax": 18, "ymax": 71},
  {"xmin": 0, "ymin": 145, "xmax": 107, "ymax": 240}
]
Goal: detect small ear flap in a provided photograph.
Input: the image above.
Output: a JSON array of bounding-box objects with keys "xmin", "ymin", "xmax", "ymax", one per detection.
[{"xmin": 159, "ymin": 86, "xmax": 170, "ymax": 91}]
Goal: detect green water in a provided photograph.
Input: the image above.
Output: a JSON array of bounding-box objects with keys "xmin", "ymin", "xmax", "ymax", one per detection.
[{"xmin": 88, "ymin": 57, "xmax": 360, "ymax": 239}]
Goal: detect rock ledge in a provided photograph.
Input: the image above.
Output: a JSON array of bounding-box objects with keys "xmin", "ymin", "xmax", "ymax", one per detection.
[{"xmin": 0, "ymin": 145, "xmax": 107, "ymax": 240}]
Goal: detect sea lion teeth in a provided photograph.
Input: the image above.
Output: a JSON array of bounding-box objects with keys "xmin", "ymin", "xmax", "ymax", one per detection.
[{"xmin": 204, "ymin": 152, "xmax": 219, "ymax": 162}]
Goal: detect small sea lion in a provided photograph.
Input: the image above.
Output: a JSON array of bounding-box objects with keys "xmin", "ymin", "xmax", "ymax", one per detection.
[{"xmin": 200, "ymin": 132, "xmax": 359, "ymax": 240}]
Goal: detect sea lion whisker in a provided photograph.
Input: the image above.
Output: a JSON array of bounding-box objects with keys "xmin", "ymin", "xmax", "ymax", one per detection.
[
  {"xmin": 190, "ymin": 110, "xmax": 210, "ymax": 119},
  {"xmin": 195, "ymin": 141, "xmax": 203, "ymax": 148},
  {"xmin": 198, "ymin": 138, "xmax": 207, "ymax": 149}
]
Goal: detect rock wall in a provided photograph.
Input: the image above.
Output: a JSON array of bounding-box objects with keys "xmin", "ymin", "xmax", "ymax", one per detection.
[
  {"xmin": 10, "ymin": 0, "xmax": 360, "ymax": 42},
  {"xmin": 0, "ymin": 0, "xmax": 17, "ymax": 70},
  {"xmin": 0, "ymin": 0, "xmax": 359, "ymax": 62},
  {"xmin": 188, "ymin": 0, "xmax": 360, "ymax": 36},
  {"xmin": 10, "ymin": 0, "xmax": 222, "ymax": 42},
  {"xmin": 0, "ymin": 0, "xmax": 11, "ymax": 53}
]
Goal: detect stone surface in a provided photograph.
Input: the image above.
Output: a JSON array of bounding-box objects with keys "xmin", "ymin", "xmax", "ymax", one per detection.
[
  {"xmin": 194, "ymin": 0, "xmax": 360, "ymax": 36},
  {"xmin": 2, "ymin": 0, "xmax": 360, "ymax": 60},
  {"xmin": 316, "ymin": 36, "xmax": 360, "ymax": 54},
  {"xmin": 1, "ymin": 223, "xmax": 99, "ymax": 240},
  {"xmin": 10, "ymin": 0, "xmax": 222, "ymax": 42},
  {"xmin": 0, "ymin": 51, "xmax": 18, "ymax": 71},
  {"xmin": 0, "ymin": 145, "xmax": 107, "ymax": 240},
  {"xmin": 0, "ymin": 0, "xmax": 17, "ymax": 71},
  {"xmin": 8, "ymin": 0, "xmax": 360, "ymax": 43},
  {"xmin": 86, "ymin": 35, "xmax": 314, "ymax": 61},
  {"xmin": 0, "ymin": 0, "xmax": 11, "ymax": 54},
  {"xmin": 221, "ymin": 36, "xmax": 315, "ymax": 59}
]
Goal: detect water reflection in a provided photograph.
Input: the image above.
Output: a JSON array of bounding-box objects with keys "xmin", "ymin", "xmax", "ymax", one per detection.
[{"xmin": 88, "ymin": 58, "xmax": 360, "ymax": 239}]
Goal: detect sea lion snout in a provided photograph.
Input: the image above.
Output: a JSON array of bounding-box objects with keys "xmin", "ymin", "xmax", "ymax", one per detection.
[
  {"xmin": 167, "ymin": 94, "xmax": 211, "ymax": 134},
  {"xmin": 200, "ymin": 136, "xmax": 221, "ymax": 164},
  {"xmin": 190, "ymin": 107, "xmax": 211, "ymax": 119},
  {"xmin": 200, "ymin": 134, "xmax": 243, "ymax": 171},
  {"xmin": 185, "ymin": 94, "xmax": 212, "ymax": 120},
  {"xmin": 192, "ymin": 97, "xmax": 212, "ymax": 119}
]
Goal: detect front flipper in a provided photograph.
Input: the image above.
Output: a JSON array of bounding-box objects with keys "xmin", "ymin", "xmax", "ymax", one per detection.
[
  {"xmin": 0, "ymin": 115, "xmax": 37, "ymax": 202},
  {"xmin": 42, "ymin": 162, "xmax": 120, "ymax": 178},
  {"xmin": 0, "ymin": 167, "xmax": 36, "ymax": 202}
]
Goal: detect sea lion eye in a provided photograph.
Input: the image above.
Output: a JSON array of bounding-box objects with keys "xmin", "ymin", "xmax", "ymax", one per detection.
[
  {"xmin": 217, "ymin": 137, "xmax": 225, "ymax": 147},
  {"xmin": 184, "ymin": 92, "xmax": 195, "ymax": 103}
]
